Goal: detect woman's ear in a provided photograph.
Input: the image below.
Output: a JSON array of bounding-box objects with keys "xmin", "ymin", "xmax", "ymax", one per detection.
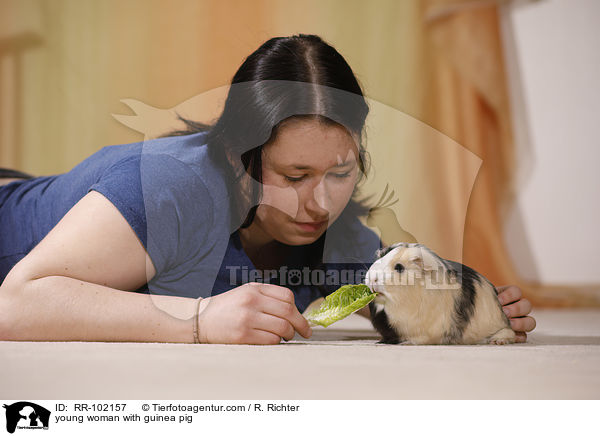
[{"xmin": 224, "ymin": 149, "xmax": 238, "ymax": 168}]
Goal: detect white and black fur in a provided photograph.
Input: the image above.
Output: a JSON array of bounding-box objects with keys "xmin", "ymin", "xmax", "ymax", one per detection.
[{"xmin": 365, "ymin": 242, "xmax": 515, "ymax": 345}]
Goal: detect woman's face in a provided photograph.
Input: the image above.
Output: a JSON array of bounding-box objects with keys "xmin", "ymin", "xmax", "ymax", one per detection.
[{"xmin": 253, "ymin": 119, "xmax": 361, "ymax": 246}]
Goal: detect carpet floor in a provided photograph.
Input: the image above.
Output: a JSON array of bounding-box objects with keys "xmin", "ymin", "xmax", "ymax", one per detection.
[{"xmin": 1, "ymin": 308, "xmax": 599, "ymax": 399}]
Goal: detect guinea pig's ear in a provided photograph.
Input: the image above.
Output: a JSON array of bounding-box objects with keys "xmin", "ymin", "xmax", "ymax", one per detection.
[
  {"xmin": 375, "ymin": 243, "xmax": 399, "ymax": 259},
  {"xmin": 408, "ymin": 248, "xmax": 436, "ymax": 271},
  {"xmin": 375, "ymin": 247, "xmax": 387, "ymax": 259},
  {"xmin": 408, "ymin": 253, "xmax": 424, "ymax": 270}
]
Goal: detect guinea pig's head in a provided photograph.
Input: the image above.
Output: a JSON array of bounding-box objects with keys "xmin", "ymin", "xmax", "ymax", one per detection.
[{"xmin": 365, "ymin": 242, "xmax": 441, "ymax": 304}]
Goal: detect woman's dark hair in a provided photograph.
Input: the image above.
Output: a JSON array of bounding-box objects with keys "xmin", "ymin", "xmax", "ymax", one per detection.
[{"xmin": 167, "ymin": 34, "xmax": 374, "ymax": 284}]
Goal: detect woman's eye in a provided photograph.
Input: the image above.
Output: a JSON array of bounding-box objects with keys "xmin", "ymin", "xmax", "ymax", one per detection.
[
  {"xmin": 331, "ymin": 171, "xmax": 352, "ymax": 179},
  {"xmin": 284, "ymin": 171, "xmax": 351, "ymax": 183}
]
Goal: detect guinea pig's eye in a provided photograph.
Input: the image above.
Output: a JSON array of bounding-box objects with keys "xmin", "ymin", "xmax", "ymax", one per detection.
[{"xmin": 394, "ymin": 263, "xmax": 404, "ymax": 274}]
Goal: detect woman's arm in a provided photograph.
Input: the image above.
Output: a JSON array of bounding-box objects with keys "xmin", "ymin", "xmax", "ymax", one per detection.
[
  {"xmin": 0, "ymin": 274, "xmax": 198, "ymax": 342},
  {"xmin": 0, "ymin": 191, "xmax": 311, "ymax": 344},
  {"xmin": 0, "ymin": 190, "xmax": 198, "ymax": 342}
]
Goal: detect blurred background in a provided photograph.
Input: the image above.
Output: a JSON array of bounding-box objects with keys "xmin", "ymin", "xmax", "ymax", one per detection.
[{"xmin": 1, "ymin": 0, "xmax": 598, "ymax": 306}]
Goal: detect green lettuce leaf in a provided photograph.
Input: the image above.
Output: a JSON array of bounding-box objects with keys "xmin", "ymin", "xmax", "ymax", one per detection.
[{"xmin": 305, "ymin": 284, "xmax": 377, "ymax": 327}]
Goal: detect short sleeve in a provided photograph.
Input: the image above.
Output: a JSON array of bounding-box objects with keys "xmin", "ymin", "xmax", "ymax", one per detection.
[
  {"xmin": 88, "ymin": 155, "xmax": 148, "ymax": 249},
  {"xmin": 142, "ymin": 153, "xmax": 214, "ymax": 278},
  {"xmin": 88, "ymin": 153, "xmax": 214, "ymax": 283}
]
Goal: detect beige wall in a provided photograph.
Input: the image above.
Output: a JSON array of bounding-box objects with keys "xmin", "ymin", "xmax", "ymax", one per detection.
[
  {"xmin": 503, "ymin": 0, "xmax": 600, "ymax": 284},
  {"xmin": 0, "ymin": 0, "xmax": 428, "ymax": 176}
]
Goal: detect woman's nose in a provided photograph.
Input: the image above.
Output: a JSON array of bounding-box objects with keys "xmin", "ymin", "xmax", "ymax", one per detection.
[{"xmin": 304, "ymin": 177, "xmax": 330, "ymax": 217}]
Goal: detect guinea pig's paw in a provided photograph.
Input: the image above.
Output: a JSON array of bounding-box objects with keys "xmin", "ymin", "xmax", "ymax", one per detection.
[
  {"xmin": 399, "ymin": 340, "xmax": 418, "ymax": 346},
  {"xmin": 489, "ymin": 338, "xmax": 512, "ymax": 345},
  {"xmin": 487, "ymin": 328, "xmax": 516, "ymax": 345}
]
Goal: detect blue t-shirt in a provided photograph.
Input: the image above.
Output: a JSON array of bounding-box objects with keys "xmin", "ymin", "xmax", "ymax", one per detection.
[{"xmin": 0, "ymin": 131, "xmax": 381, "ymax": 312}]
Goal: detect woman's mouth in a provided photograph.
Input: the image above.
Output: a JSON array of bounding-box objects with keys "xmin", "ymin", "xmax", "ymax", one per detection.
[{"xmin": 294, "ymin": 220, "xmax": 327, "ymax": 233}]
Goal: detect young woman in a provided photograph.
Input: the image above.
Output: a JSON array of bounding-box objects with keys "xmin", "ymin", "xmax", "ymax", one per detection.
[{"xmin": 0, "ymin": 34, "xmax": 535, "ymax": 344}]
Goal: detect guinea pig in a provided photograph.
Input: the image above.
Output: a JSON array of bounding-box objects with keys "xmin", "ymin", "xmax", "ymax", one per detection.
[{"xmin": 365, "ymin": 242, "xmax": 515, "ymax": 345}]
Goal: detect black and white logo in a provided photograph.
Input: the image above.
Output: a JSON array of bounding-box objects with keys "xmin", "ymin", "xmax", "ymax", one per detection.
[{"xmin": 3, "ymin": 402, "xmax": 50, "ymax": 433}]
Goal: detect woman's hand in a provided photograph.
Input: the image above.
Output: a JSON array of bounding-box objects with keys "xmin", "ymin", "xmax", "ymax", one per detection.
[
  {"xmin": 497, "ymin": 285, "xmax": 536, "ymax": 343},
  {"xmin": 196, "ymin": 282, "xmax": 313, "ymax": 344}
]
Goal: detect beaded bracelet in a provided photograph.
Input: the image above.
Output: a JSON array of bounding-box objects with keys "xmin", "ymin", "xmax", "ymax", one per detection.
[{"xmin": 193, "ymin": 297, "xmax": 203, "ymax": 344}]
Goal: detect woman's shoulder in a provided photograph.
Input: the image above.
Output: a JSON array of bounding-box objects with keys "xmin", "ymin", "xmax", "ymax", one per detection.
[
  {"xmin": 90, "ymin": 132, "xmax": 227, "ymax": 206},
  {"xmin": 138, "ymin": 132, "xmax": 228, "ymax": 198},
  {"xmin": 87, "ymin": 131, "xmax": 231, "ymax": 246},
  {"xmin": 90, "ymin": 133, "xmax": 232, "ymax": 281},
  {"xmin": 90, "ymin": 131, "xmax": 210, "ymax": 171}
]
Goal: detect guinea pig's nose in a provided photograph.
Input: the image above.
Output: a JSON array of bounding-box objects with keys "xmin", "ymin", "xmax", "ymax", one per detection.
[{"xmin": 366, "ymin": 271, "xmax": 378, "ymax": 284}]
